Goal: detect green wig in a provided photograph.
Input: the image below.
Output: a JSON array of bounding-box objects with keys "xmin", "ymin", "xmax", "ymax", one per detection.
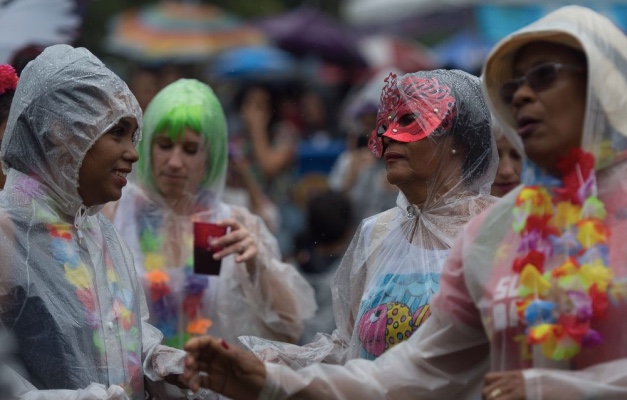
[{"xmin": 137, "ymin": 79, "xmax": 227, "ymax": 194}]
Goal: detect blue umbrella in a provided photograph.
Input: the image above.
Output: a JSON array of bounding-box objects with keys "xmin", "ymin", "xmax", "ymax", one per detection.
[{"xmin": 209, "ymin": 46, "xmax": 297, "ymax": 80}]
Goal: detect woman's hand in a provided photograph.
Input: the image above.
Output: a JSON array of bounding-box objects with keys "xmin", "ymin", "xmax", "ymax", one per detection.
[
  {"xmin": 210, "ymin": 218, "xmax": 258, "ymax": 264},
  {"xmin": 182, "ymin": 336, "xmax": 266, "ymax": 400},
  {"xmin": 482, "ymin": 371, "xmax": 526, "ymax": 400}
]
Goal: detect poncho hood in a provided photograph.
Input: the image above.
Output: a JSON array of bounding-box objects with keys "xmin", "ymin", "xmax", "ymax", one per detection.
[
  {"xmin": 0, "ymin": 44, "xmax": 142, "ymax": 217},
  {"xmin": 483, "ymin": 5, "xmax": 627, "ymax": 176}
]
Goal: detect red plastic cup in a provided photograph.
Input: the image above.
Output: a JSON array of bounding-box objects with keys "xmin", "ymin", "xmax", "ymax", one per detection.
[{"xmin": 193, "ymin": 222, "xmax": 227, "ymax": 275}]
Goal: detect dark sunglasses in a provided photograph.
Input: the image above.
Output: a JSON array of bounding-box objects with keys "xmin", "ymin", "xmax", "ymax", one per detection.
[{"xmin": 499, "ymin": 62, "xmax": 585, "ymax": 105}]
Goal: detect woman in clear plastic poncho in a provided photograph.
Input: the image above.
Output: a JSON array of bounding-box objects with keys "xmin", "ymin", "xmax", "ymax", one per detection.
[
  {"xmin": 182, "ymin": 5, "xmax": 627, "ymax": 400},
  {"xmin": 0, "ymin": 45, "xmax": 198, "ymax": 399},
  {"xmin": 240, "ymin": 69, "xmax": 497, "ymax": 367},
  {"xmin": 109, "ymin": 79, "xmax": 316, "ymax": 350}
]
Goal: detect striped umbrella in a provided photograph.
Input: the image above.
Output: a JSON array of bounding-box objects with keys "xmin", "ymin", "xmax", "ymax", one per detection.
[{"xmin": 105, "ymin": 2, "xmax": 267, "ymax": 63}]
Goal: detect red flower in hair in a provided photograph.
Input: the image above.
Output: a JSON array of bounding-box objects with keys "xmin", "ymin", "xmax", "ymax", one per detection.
[{"xmin": 0, "ymin": 64, "xmax": 18, "ymax": 95}]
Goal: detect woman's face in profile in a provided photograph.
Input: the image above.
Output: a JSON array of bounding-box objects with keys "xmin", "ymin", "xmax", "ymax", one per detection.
[
  {"xmin": 382, "ymin": 125, "xmax": 453, "ymax": 192},
  {"xmin": 78, "ymin": 117, "xmax": 139, "ymax": 206},
  {"xmin": 508, "ymin": 42, "xmax": 587, "ymax": 175}
]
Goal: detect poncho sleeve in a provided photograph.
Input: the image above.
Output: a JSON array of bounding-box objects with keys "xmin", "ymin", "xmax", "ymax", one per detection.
[
  {"xmin": 216, "ymin": 206, "xmax": 317, "ymax": 345},
  {"xmin": 239, "ymin": 217, "xmax": 373, "ymax": 368},
  {"xmin": 256, "ymin": 222, "xmax": 491, "ymax": 400}
]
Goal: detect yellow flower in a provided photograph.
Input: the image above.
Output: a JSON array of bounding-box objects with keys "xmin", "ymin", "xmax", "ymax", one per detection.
[
  {"xmin": 65, "ymin": 263, "xmax": 92, "ymax": 289},
  {"xmin": 576, "ymin": 219, "xmax": 608, "ymax": 249},
  {"xmin": 144, "ymin": 253, "xmax": 166, "ymax": 272},
  {"xmin": 551, "ymin": 258, "xmax": 578, "ymax": 278},
  {"xmin": 518, "ymin": 187, "xmax": 554, "ymax": 217},
  {"xmin": 551, "ymin": 202, "xmax": 581, "ymax": 230},
  {"xmin": 106, "ymin": 268, "xmax": 120, "ymax": 283},
  {"xmin": 519, "ymin": 264, "xmax": 551, "ymax": 297},
  {"xmin": 580, "ymin": 263, "xmax": 613, "ymax": 292}
]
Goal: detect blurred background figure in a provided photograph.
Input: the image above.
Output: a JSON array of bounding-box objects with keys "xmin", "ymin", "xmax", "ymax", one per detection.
[
  {"xmin": 223, "ymin": 138, "xmax": 282, "ymax": 234},
  {"xmin": 293, "ymin": 189, "xmax": 354, "ymax": 345},
  {"xmin": 329, "ymin": 69, "xmax": 399, "ymax": 223},
  {"xmin": 490, "ymin": 118, "xmax": 522, "ymax": 197},
  {"xmin": 127, "ymin": 66, "xmax": 159, "ymax": 112},
  {"xmin": 226, "ymin": 83, "xmax": 300, "ymax": 249},
  {"xmin": 0, "ymin": 64, "xmax": 18, "ymax": 190}
]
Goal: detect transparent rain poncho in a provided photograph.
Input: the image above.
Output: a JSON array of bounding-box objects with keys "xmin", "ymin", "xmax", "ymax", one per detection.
[
  {"xmin": 255, "ymin": 6, "xmax": 627, "ymax": 400},
  {"xmin": 110, "ymin": 79, "xmax": 316, "ymax": 352},
  {"xmin": 0, "ymin": 45, "xmax": 194, "ymax": 399},
  {"xmin": 241, "ymin": 70, "xmax": 498, "ymax": 370}
]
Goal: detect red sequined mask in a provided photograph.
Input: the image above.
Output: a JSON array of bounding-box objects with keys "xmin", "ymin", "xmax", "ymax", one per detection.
[{"xmin": 368, "ymin": 73, "xmax": 456, "ymax": 158}]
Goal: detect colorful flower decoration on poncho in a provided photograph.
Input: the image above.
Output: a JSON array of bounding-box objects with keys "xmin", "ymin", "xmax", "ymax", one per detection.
[
  {"xmin": 511, "ymin": 148, "xmax": 622, "ymax": 360},
  {"xmin": 14, "ymin": 172, "xmax": 144, "ymax": 396},
  {"xmin": 140, "ymin": 216, "xmax": 213, "ymax": 349}
]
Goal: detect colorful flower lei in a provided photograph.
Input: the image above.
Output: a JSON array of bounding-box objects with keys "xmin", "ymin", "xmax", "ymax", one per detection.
[
  {"xmin": 512, "ymin": 148, "xmax": 617, "ymax": 361},
  {"xmin": 140, "ymin": 218, "xmax": 213, "ymax": 349},
  {"xmin": 18, "ymin": 174, "xmax": 143, "ymax": 396}
]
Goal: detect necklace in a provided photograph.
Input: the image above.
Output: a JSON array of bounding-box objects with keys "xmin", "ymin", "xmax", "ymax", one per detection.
[
  {"xmin": 511, "ymin": 148, "xmax": 614, "ymax": 360},
  {"xmin": 139, "ymin": 211, "xmax": 212, "ymax": 349},
  {"xmin": 29, "ymin": 189, "xmax": 142, "ymax": 395}
]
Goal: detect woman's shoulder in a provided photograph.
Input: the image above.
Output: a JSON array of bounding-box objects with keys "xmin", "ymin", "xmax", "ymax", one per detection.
[
  {"xmin": 463, "ymin": 189, "xmax": 519, "ymax": 241},
  {"xmin": 356, "ymin": 207, "xmax": 399, "ymax": 239}
]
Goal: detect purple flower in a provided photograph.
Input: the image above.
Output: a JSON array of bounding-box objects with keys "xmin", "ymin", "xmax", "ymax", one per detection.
[
  {"xmin": 582, "ymin": 329, "xmax": 603, "ymax": 347},
  {"xmin": 185, "ymin": 274, "xmax": 209, "ymax": 295},
  {"xmin": 519, "ymin": 230, "xmax": 553, "ymax": 257},
  {"xmin": 578, "ymin": 245, "xmax": 610, "ymax": 266},
  {"xmin": 577, "ymin": 174, "xmax": 596, "ymax": 203},
  {"xmin": 549, "ymin": 231, "xmax": 582, "ymax": 256},
  {"xmin": 567, "ymin": 290, "xmax": 593, "ymax": 321},
  {"xmin": 14, "ymin": 175, "xmax": 45, "ymax": 198}
]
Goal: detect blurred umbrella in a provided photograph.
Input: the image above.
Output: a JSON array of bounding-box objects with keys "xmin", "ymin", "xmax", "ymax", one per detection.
[
  {"xmin": 208, "ymin": 46, "xmax": 297, "ymax": 80},
  {"xmin": 432, "ymin": 29, "xmax": 494, "ymax": 73},
  {"xmin": 255, "ymin": 7, "xmax": 367, "ymax": 68},
  {"xmin": 0, "ymin": 0, "xmax": 84, "ymax": 64},
  {"xmin": 105, "ymin": 2, "xmax": 267, "ymax": 63},
  {"xmin": 358, "ymin": 35, "xmax": 437, "ymax": 73},
  {"xmin": 342, "ymin": 0, "xmax": 471, "ymax": 25}
]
